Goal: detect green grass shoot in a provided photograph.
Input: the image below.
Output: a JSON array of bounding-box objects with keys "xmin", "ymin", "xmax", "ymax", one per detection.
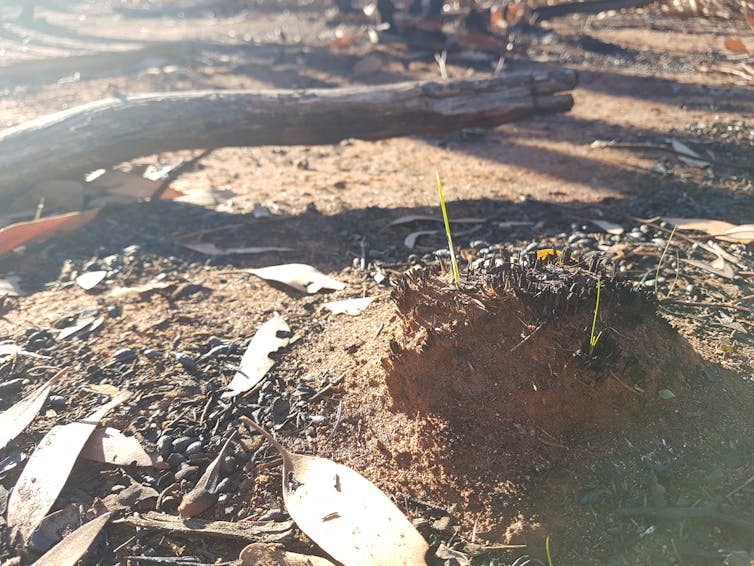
[
  {"xmin": 34, "ymin": 197, "xmax": 45, "ymax": 221},
  {"xmin": 546, "ymin": 536, "xmax": 554, "ymax": 566},
  {"xmin": 654, "ymin": 224, "xmax": 677, "ymax": 297},
  {"xmin": 589, "ymin": 276, "xmax": 603, "ymax": 356},
  {"xmin": 436, "ymin": 171, "xmax": 460, "ymax": 287}
]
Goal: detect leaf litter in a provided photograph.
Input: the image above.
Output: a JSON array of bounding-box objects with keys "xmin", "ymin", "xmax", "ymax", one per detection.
[
  {"xmin": 180, "ymin": 242, "xmax": 295, "ymax": 256},
  {"xmin": 0, "ymin": 209, "xmax": 100, "ymax": 258},
  {"xmin": 240, "ymin": 417, "xmax": 429, "ymax": 566},
  {"xmin": 223, "ymin": 313, "xmax": 290, "ymax": 398},
  {"xmin": 179, "ymin": 431, "xmax": 239, "ymax": 518},
  {"xmin": 323, "ymin": 297, "xmax": 375, "ymax": 316},
  {"xmin": 7, "ymin": 391, "xmax": 130, "ymax": 544},
  {"xmin": 31, "ymin": 512, "xmax": 110, "ymax": 566},
  {"xmin": 248, "ymin": 264, "xmax": 346, "ymax": 294},
  {"xmin": 0, "ymin": 369, "xmax": 66, "ymax": 453},
  {"xmin": 80, "ymin": 426, "xmax": 165, "ymax": 468}
]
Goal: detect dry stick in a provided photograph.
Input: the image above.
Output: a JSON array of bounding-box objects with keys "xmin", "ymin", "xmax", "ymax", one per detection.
[
  {"xmin": 660, "ymin": 298, "xmax": 754, "ymax": 315},
  {"xmin": 617, "ymin": 506, "xmax": 754, "ymax": 533},
  {"xmin": 510, "ymin": 324, "xmax": 543, "ymax": 352},
  {"xmin": 595, "ymin": 140, "xmax": 754, "ymax": 173}
]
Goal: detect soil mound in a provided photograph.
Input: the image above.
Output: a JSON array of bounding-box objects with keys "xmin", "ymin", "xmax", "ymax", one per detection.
[{"xmin": 382, "ymin": 252, "xmax": 702, "ymax": 484}]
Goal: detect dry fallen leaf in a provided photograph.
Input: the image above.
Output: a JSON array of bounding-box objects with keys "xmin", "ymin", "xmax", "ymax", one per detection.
[
  {"xmin": 0, "ymin": 342, "xmax": 50, "ymax": 361},
  {"xmin": 248, "ymin": 264, "xmax": 346, "ymax": 294},
  {"xmin": 58, "ymin": 314, "xmax": 104, "ymax": 340},
  {"xmin": 240, "ymin": 542, "xmax": 335, "ymax": 566},
  {"xmin": 87, "ymin": 169, "xmax": 161, "ymax": 200},
  {"xmin": 387, "ymin": 215, "xmax": 486, "ymax": 227},
  {"xmin": 180, "ymin": 242, "xmax": 294, "ymax": 256},
  {"xmin": 81, "ymin": 427, "xmax": 165, "ymax": 468},
  {"xmin": 590, "ymin": 220, "xmax": 624, "ymax": 235},
  {"xmin": 0, "ymin": 275, "xmax": 24, "ymax": 297},
  {"xmin": 179, "ymin": 432, "xmax": 238, "ymax": 518},
  {"xmin": 75, "ymin": 270, "xmax": 107, "ymax": 291},
  {"xmin": 0, "ymin": 209, "xmax": 99, "ymax": 258},
  {"xmin": 663, "ymin": 218, "xmax": 754, "ymax": 244},
  {"xmin": 323, "ymin": 297, "xmax": 375, "ymax": 316},
  {"xmin": 223, "ymin": 314, "xmax": 290, "ymax": 398},
  {"xmin": 32, "ymin": 512, "xmax": 110, "ymax": 566},
  {"xmin": 718, "ymin": 224, "xmax": 754, "ymax": 245},
  {"xmin": 240, "ymin": 417, "xmax": 429, "ymax": 566},
  {"xmin": 7, "ymin": 391, "xmax": 130, "ymax": 544},
  {"xmin": 0, "ymin": 369, "xmax": 66, "ymax": 452},
  {"xmin": 404, "ymin": 230, "xmax": 440, "ymax": 250},
  {"xmin": 724, "ymin": 37, "xmax": 749, "ymax": 54},
  {"xmin": 682, "ymin": 257, "xmax": 736, "ymax": 280}
]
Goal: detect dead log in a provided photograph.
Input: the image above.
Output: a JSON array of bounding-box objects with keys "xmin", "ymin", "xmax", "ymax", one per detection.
[
  {"xmin": 0, "ymin": 70, "xmax": 576, "ymax": 198},
  {"xmin": 531, "ymin": 0, "xmax": 655, "ymax": 21}
]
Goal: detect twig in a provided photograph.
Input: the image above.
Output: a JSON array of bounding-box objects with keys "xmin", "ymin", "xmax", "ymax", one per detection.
[
  {"xmin": 325, "ymin": 399, "xmax": 344, "ymax": 444},
  {"xmin": 727, "ymin": 473, "xmax": 754, "ymax": 499},
  {"xmin": 609, "ymin": 370, "xmax": 641, "ymax": 396},
  {"xmin": 595, "ymin": 140, "xmax": 754, "ymax": 172},
  {"xmin": 510, "ymin": 324, "xmax": 543, "ymax": 352},
  {"xmin": 660, "ymin": 298, "xmax": 754, "ymax": 315},
  {"xmin": 617, "ymin": 506, "xmax": 754, "ymax": 533}
]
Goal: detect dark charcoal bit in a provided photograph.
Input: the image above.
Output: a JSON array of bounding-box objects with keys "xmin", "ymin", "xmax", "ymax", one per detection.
[
  {"xmin": 172, "ymin": 437, "xmax": 195, "ymax": 453},
  {"xmin": 184, "ymin": 441, "xmax": 203, "ymax": 457},
  {"xmin": 113, "ymin": 347, "xmax": 137, "ymax": 362},
  {"xmin": 159, "ymin": 495, "xmax": 179, "ymax": 514},
  {"xmin": 216, "ymin": 476, "xmax": 234, "ymax": 494},
  {"xmin": 166, "ymin": 453, "xmax": 187, "ymax": 467},
  {"xmin": 271, "ymin": 397, "xmax": 290, "ymax": 425},
  {"xmin": 143, "ymin": 349, "xmax": 163, "ymax": 360},
  {"xmin": 175, "ymin": 352, "xmax": 197, "ymax": 371},
  {"xmin": 47, "ymin": 395, "xmax": 67, "ymax": 410},
  {"xmin": 221, "ymin": 455, "xmax": 237, "ymax": 474},
  {"xmin": 157, "ymin": 436, "xmax": 173, "ymax": 456},
  {"xmin": 0, "ymin": 379, "xmax": 23, "ymax": 396},
  {"xmin": 156, "ymin": 472, "xmax": 175, "ymax": 490}
]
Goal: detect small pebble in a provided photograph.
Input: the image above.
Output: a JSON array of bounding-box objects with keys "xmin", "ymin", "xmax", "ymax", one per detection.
[
  {"xmin": 217, "ymin": 477, "xmax": 235, "ymax": 493},
  {"xmin": 221, "ymin": 455, "xmax": 237, "ymax": 474},
  {"xmin": 0, "ymin": 379, "xmax": 23, "ymax": 396},
  {"xmin": 143, "ymin": 349, "xmax": 163, "ymax": 360},
  {"xmin": 643, "ymin": 279, "xmax": 656, "ymax": 288},
  {"xmin": 175, "ymin": 352, "xmax": 197, "ymax": 371},
  {"xmin": 686, "ymin": 284, "xmax": 696, "ymax": 295},
  {"xmin": 157, "ymin": 436, "xmax": 173, "ymax": 456},
  {"xmin": 113, "ymin": 348, "xmax": 137, "ymax": 362},
  {"xmin": 172, "ymin": 437, "xmax": 195, "ymax": 453},
  {"xmin": 166, "ymin": 453, "xmax": 187, "ymax": 467},
  {"xmin": 47, "ymin": 395, "xmax": 67, "ymax": 410},
  {"xmin": 185, "ymin": 441, "xmax": 203, "ymax": 457}
]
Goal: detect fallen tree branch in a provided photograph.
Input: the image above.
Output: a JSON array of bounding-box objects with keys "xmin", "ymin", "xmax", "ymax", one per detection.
[
  {"xmin": 532, "ymin": 0, "xmax": 655, "ymax": 21},
  {"xmin": 118, "ymin": 511, "xmax": 293, "ymax": 542},
  {"xmin": 0, "ymin": 70, "xmax": 576, "ymax": 199}
]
